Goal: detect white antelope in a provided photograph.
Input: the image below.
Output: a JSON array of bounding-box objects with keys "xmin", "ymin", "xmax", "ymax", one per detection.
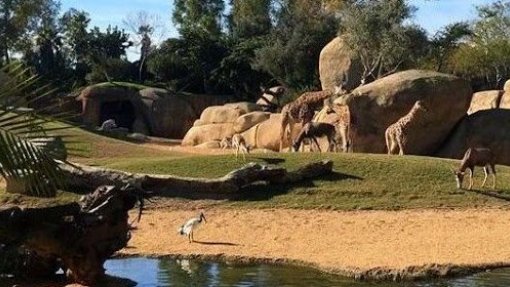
[
  {"xmin": 232, "ymin": 134, "xmax": 250, "ymax": 160},
  {"xmin": 453, "ymin": 147, "xmax": 497, "ymax": 190},
  {"xmin": 178, "ymin": 212, "xmax": 207, "ymax": 243}
]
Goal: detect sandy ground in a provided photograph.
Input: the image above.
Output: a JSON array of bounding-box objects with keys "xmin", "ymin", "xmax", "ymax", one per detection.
[{"xmin": 121, "ymin": 207, "xmax": 510, "ymax": 279}]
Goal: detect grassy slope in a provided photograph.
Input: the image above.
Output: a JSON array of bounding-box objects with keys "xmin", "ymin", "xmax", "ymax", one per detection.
[
  {"xmin": 3, "ymin": 124, "xmax": 510, "ymax": 210},
  {"xmin": 104, "ymin": 152, "xmax": 510, "ymax": 210}
]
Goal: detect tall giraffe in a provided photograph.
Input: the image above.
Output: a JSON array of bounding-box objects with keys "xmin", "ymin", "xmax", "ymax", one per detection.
[
  {"xmin": 279, "ymin": 86, "xmax": 346, "ymax": 151},
  {"xmin": 385, "ymin": 100, "xmax": 429, "ymax": 155}
]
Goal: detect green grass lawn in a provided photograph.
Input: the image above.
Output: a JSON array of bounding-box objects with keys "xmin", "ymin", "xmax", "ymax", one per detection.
[
  {"xmin": 100, "ymin": 152, "xmax": 510, "ymax": 211},
  {"xmin": 4, "ymin": 123, "xmax": 510, "ymax": 211}
]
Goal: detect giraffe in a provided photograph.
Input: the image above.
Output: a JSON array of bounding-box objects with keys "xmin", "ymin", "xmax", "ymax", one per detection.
[
  {"xmin": 326, "ymin": 103, "xmax": 352, "ymax": 153},
  {"xmin": 279, "ymin": 86, "xmax": 346, "ymax": 151},
  {"xmin": 385, "ymin": 100, "xmax": 429, "ymax": 155}
]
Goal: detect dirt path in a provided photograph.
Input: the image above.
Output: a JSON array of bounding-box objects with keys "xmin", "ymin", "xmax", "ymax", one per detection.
[{"xmin": 121, "ymin": 207, "xmax": 510, "ymax": 279}]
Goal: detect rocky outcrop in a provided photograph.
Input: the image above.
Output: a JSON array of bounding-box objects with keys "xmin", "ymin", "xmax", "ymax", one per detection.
[
  {"xmin": 334, "ymin": 70, "xmax": 472, "ymax": 155},
  {"xmin": 182, "ymin": 123, "xmax": 235, "ymax": 146},
  {"xmin": 241, "ymin": 114, "xmax": 302, "ymax": 152},
  {"xmin": 319, "ymin": 37, "xmax": 363, "ymax": 91},
  {"xmin": 234, "ymin": 112, "xmax": 271, "ymax": 133},
  {"xmin": 182, "ymin": 102, "xmax": 263, "ymax": 146},
  {"xmin": 467, "ymin": 90, "xmax": 503, "ymax": 115},
  {"xmin": 437, "ymin": 109, "xmax": 510, "ymax": 165},
  {"xmin": 76, "ymin": 83, "xmax": 229, "ymax": 139}
]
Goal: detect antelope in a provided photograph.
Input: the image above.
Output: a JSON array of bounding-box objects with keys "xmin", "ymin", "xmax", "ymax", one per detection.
[
  {"xmin": 232, "ymin": 133, "xmax": 251, "ymax": 160},
  {"xmin": 292, "ymin": 122, "xmax": 340, "ymax": 153},
  {"xmin": 220, "ymin": 136, "xmax": 232, "ymax": 150},
  {"xmin": 453, "ymin": 147, "xmax": 497, "ymax": 190}
]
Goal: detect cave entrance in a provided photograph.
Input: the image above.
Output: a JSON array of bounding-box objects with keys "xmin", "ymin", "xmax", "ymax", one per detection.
[{"xmin": 100, "ymin": 100, "xmax": 136, "ymax": 131}]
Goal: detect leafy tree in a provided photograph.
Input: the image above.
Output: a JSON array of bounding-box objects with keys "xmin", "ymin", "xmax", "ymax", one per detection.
[
  {"xmin": 339, "ymin": 0, "xmax": 422, "ymax": 84},
  {"xmin": 228, "ymin": 0, "xmax": 271, "ymax": 38},
  {"xmin": 253, "ymin": 0, "xmax": 337, "ymax": 90},
  {"xmin": 426, "ymin": 22, "xmax": 471, "ymax": 72},
  {"xmin": 85, "ymin": 26, "xmax": 133, "ymax": 82},
  {"xmin": 172, "ymin": 0, "xmax": 225, "ymax": 38},
  {"xmin": 448, "ymin": 1, "xmax": 510, "ymax": 89},
  {"xmin": 0, "ymin": 0, "xmax": 59, "ymax": 64}
]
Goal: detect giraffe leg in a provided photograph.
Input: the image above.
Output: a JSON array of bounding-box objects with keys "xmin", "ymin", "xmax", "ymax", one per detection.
[
  {"xmin": 468, "ymin": 169, "xmax": 474, "ymax": 190},
  {"xmin": 397, "ymin": 137, "xmax": 405, "ymax": 156},
  {"xmin": 482, "ymin": 166, "xmax": 488, "ymax": 188},
  {"xmin": 492, "ymin": 164, "xmax": 497, "ymax": 189},
  {"xmin": 279, "ymin": 115, "xmax": 289, "ymax": 152},
  {"xmin": 385, "ymin": 128, "xmax": 392, "ymax": 155}
]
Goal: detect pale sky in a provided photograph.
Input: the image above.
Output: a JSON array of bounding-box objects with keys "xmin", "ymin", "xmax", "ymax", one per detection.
[{"xmin": 59, "ymin": 0, "xmax": 496, "ymax": 60}]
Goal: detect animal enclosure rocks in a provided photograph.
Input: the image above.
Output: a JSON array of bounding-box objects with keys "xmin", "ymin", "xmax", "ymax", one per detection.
[
  {"xmin": 241, "ymin": 113, "xmax": 301, "ymax": 152},
  {"xmin": 334, "ymin": 70, "xmax": 472, "ymax": 155},
  {"xmin": 234, "ymin": 111, "xmax": 271, "ymax": 133},
  {"xmin": 437, "ymin": 109, "xmax": 510, "ymax": 166},
  {"xmin": 319, "ymin": 37, "xmax": 363, "ymax": 91},
  {"xmin": 76, "ymin": 83, "xmax": 228, "ymax": 139},
  {"xmin": 182, "ymin": 123, "xmax": 235, "ymax": 146},
  {"xmin": 182, "ymin": 102, "xmax": 263, "ymax": 146},
  {"xmin": 199, "ymin": 102, "xmax": 261, "ymax": 125},
  {"xmin": 467, "ymin": 90, "xmax": 504, "ymax": 115}
]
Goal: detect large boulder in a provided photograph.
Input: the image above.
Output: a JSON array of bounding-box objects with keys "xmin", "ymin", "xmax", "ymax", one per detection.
[
  {"xmin": 241, "ymin": 114, "xmax": 302, "ymax": 151},
  {"xmin": 467, "ymin": 90, "xmax": 503, "ymax": 115},
  {"xmin": 234, "ymin": 111, "xmax": 271, "ymax": 133},
  {"xmin": 140, "ymin": 88, "xmax": 197, "ymax": 138},
  {"xmin": 181, "ymin": 123, "xmax": 235, "ymax": 146},
  {"xmin": 199, "ymin": 102, "xmax": 261, "ymax": 125},
  {"xmin": 500, "ymin": 91, "xmax": 510, "ymax": 110},
  {"xmin": 437, "ymin": 109, "xmax": 510, "ymax": 165},
  {"xmin": 334, "ymin": 70, "xmax": 472, "ymax": 154},
  {"xmin": 319, "ymin": 37, "xmax": 363, "ymax": 91}
]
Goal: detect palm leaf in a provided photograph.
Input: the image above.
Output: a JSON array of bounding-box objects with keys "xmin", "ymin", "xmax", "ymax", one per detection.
[{"xmin": 0, "ymin": 64, "xmax": 75, "ymax": 197}]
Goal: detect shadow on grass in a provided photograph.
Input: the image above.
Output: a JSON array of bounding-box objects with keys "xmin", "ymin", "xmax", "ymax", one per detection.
[
  {"xmin": 467, "ymin": 189, "xmax": 510, "ymax": 202},
  {"xmin": 253, "ymin": 157, "xmax": 286, "ymax": 165},
  {"xmin": 234, "ymin": 171, "xmax": 363, "ymax": 202}
]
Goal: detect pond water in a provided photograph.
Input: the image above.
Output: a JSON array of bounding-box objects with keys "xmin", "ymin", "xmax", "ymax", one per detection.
[{"xmin": 105, "ymin": 257, "xmax": 510, "ymax": 287}]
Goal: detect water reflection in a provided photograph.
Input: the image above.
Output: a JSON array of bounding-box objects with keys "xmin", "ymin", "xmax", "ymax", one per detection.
[{"xmin": 101, "ymin": 257, "xmax": 510, "ymax": 287}]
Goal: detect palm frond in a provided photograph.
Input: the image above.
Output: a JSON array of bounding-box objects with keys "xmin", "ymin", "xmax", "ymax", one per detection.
[{"xmin": 0, "ymin": 64, "xmax": 76, "ymax": 197}]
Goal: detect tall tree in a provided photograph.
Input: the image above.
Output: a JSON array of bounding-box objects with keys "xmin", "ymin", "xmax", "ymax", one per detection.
[
  {"xmin": 449, "ymin": 0, "xmax": 510, "ymax": 89},
  {"xmin": 0, "ymin": 0, "xmax": 59, "ymax": 64},
  {"xmin": 172, "ymin": 0, "xmax": 225, "ymax": 38},
  {"xmin": 253, "ymin": 0, "xmax": 337, "ymax": 90},
  {"xmin": 340, "ymin": 0, "xmax": 423, "ymax": 84},
  {"xmin": 124, "ymin": 11, "xmax": 164, "ymax": 82},
  {"xmin": 229, "ymin": 0, "xmax": 271, "ymax": 38}
]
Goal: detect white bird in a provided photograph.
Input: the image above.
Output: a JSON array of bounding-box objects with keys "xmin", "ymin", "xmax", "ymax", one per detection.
[{"xmin": 178, "ymin": 212, "xmax": 207, "ymax": 243}]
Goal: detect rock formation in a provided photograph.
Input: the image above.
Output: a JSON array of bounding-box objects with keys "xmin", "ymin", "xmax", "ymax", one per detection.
[{"xmin": 333, "ymin": 70, "xmax": 472, "ymax": 155}]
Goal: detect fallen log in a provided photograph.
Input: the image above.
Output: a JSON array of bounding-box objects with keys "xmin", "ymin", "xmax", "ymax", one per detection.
[{"xmin": 60, "ymin": 160, "xmax": 334, "ymax": 198}]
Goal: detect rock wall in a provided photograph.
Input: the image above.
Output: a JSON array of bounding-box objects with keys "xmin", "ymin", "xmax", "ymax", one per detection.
[
  {"xmin": 181, "ymin": 102, "xmax": 262, "ymax": 146},
  {"xmin": 334, "ymin": 70, "xmax": 472, "ymax": 155},
  {"xmin": 437, "ymin": 109, "xmax": 510, "ymax": 165}
]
